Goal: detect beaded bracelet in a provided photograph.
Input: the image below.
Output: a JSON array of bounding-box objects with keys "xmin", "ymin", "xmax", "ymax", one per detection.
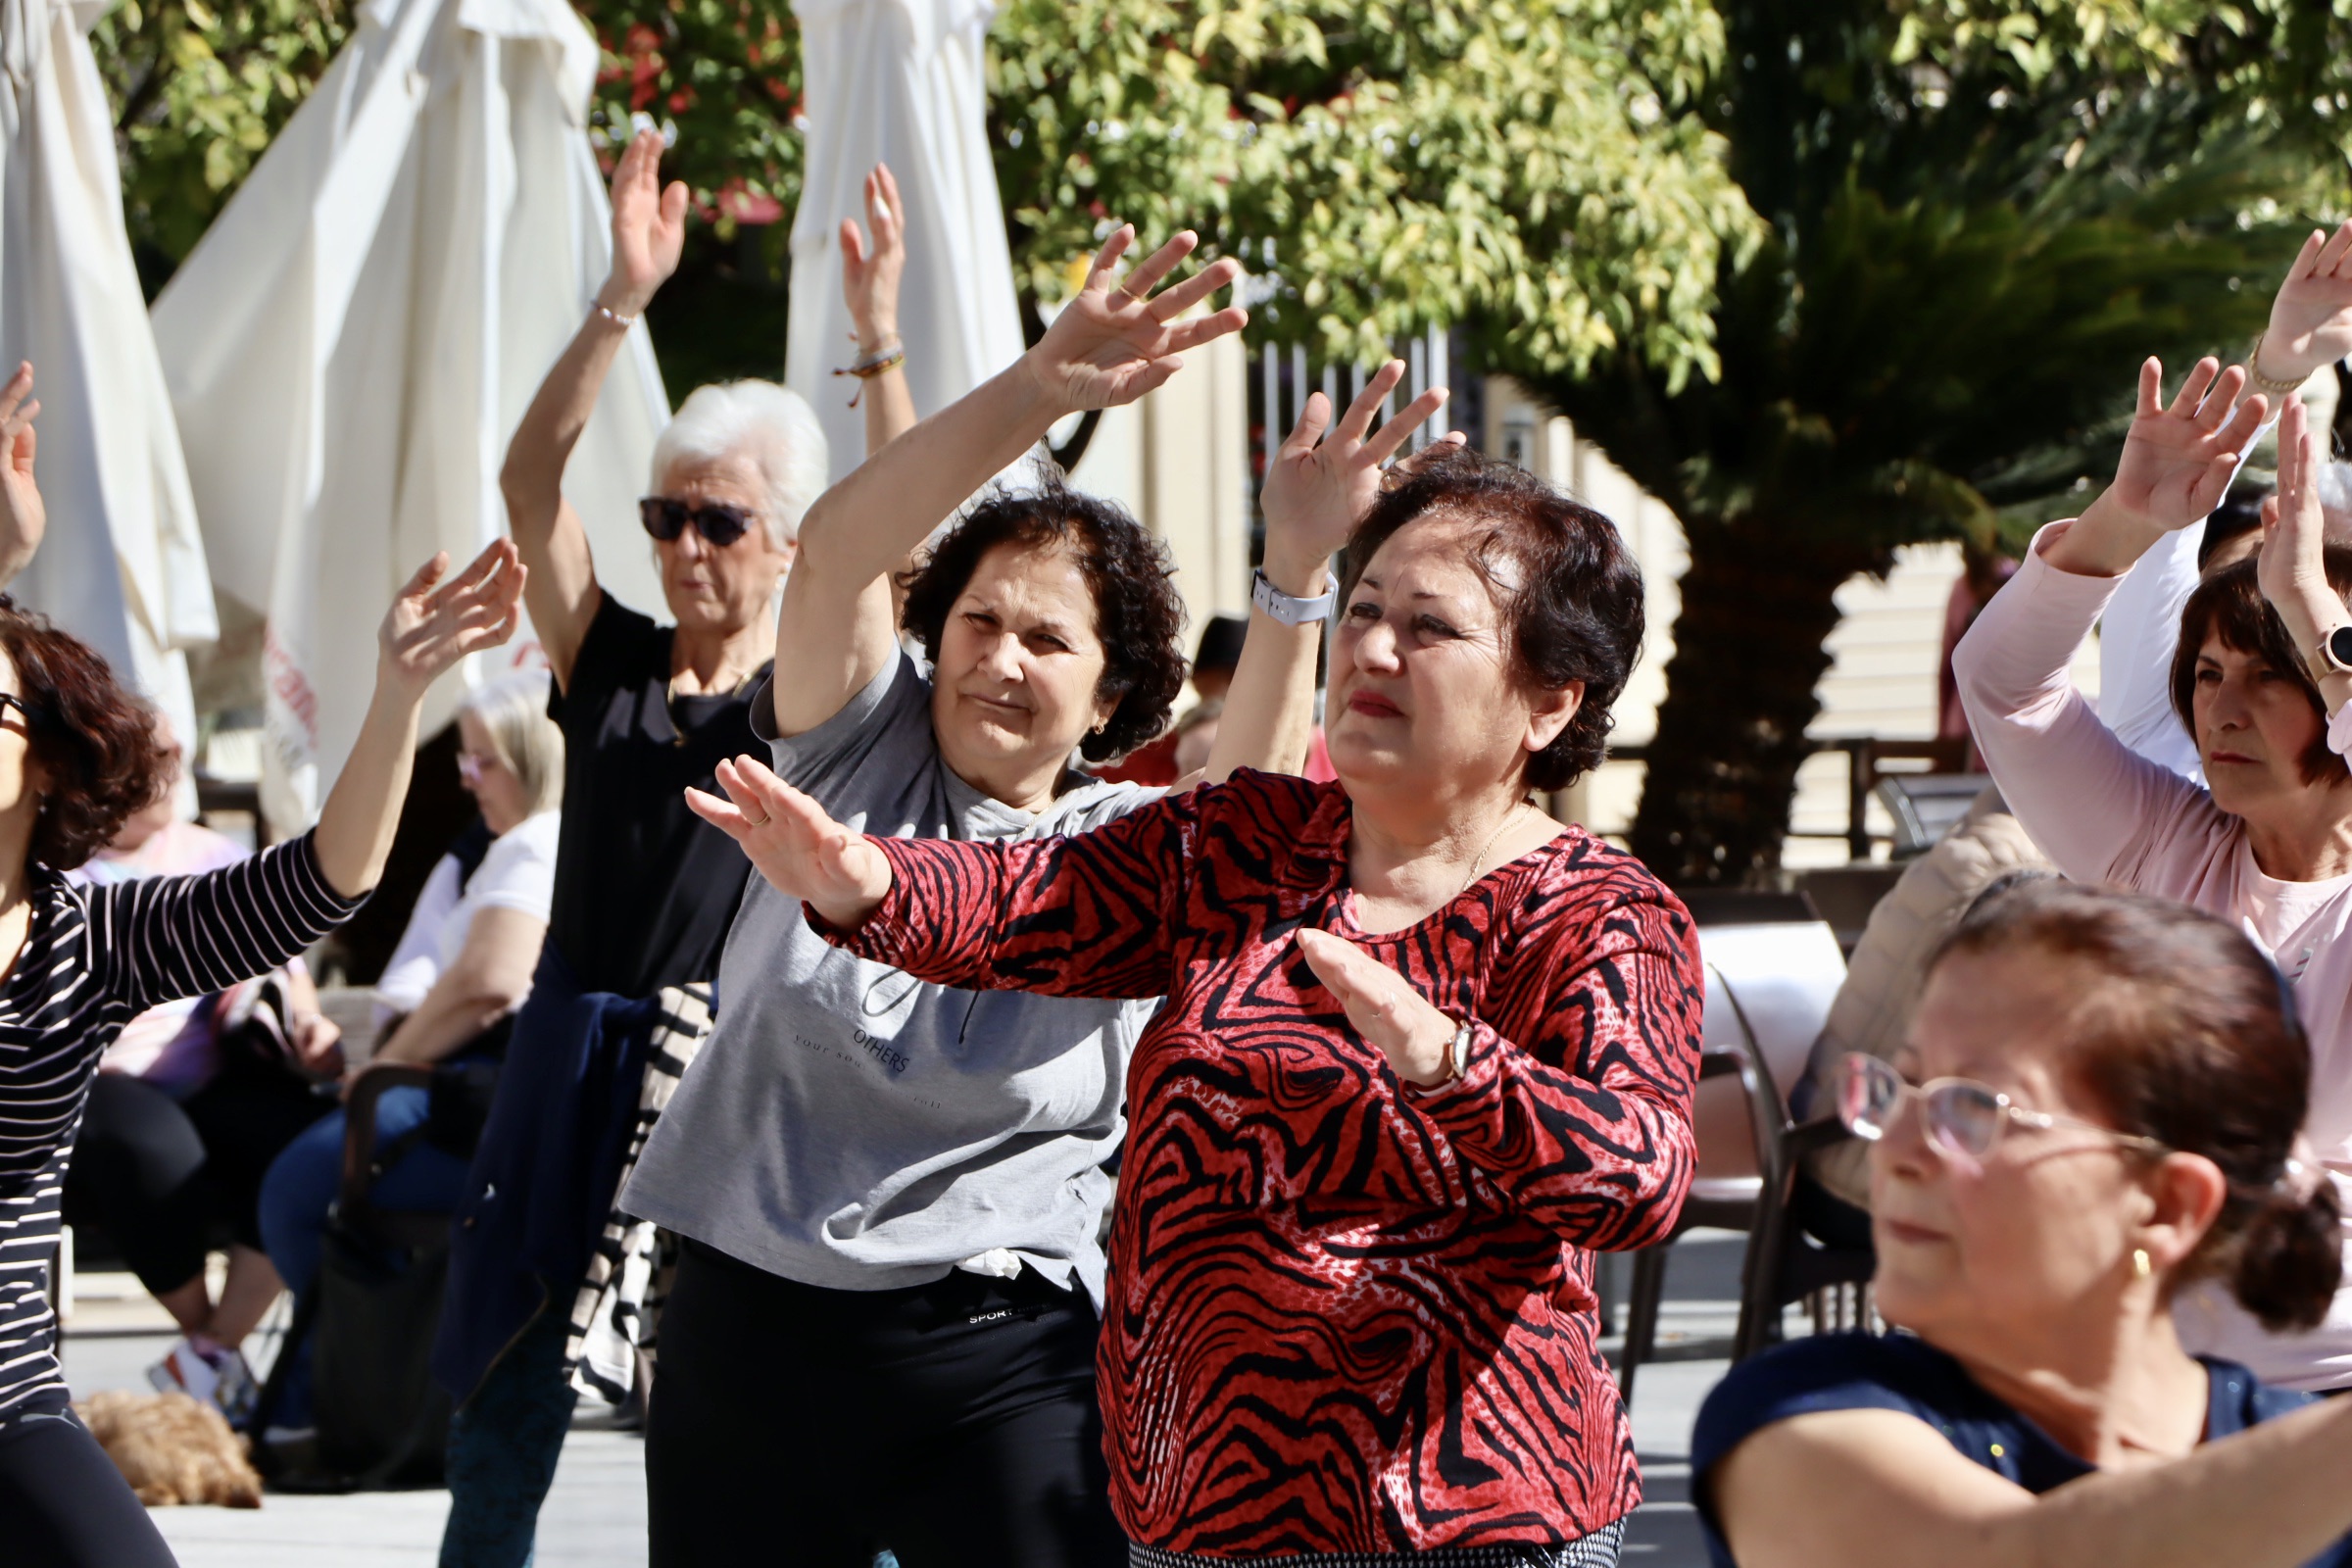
[{"xmin": 832, "ymin": 338, "xmax": 906, "ymax": 405}]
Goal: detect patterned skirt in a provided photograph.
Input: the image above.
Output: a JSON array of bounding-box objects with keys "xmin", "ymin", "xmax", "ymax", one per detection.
[{"xmin": 1127, "ymin": 1518, "xmax": 1627, "ymax": 1568}]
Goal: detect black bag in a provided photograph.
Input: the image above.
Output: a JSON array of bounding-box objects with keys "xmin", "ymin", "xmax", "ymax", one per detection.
[
  {"xmin": 308, "ymin": 1196, "xmax": 452, "ymax": 1487},
  {"xmin": 253, "ymin": 1074, "xmax": 455, "ymax": 1492}
]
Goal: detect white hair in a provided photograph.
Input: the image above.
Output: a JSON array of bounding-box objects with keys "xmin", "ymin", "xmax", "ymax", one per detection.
[
  {"xmin": 650, "ymin": 380, "xmax": 830, "ymax": 549},
  {"xmin": 460, "ymin": 670, "xmax": 564, "ymax": 817}
]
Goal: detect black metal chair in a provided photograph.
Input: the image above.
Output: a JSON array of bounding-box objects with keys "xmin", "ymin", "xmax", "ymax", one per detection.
[{"xmin": 1616, "ymin": 909, "xmax": 1857, "ymax": 1398}]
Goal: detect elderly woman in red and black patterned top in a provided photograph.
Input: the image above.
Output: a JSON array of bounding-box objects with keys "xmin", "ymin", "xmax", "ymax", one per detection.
[{"xmin": 694, "ymin": 445, "xmax": 1704, "ymax": 1568}]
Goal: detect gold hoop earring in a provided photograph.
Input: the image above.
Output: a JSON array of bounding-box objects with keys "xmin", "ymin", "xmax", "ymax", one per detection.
[{"xmin": 2132, "ymin": 1248, "xmax": 2152, "ymax": 1281}]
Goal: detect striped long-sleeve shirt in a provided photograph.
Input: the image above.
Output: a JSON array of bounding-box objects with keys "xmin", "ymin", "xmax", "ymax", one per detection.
[{"xmin": 0, "ymin": 833, "xmax": 362, "ymax": 1419}]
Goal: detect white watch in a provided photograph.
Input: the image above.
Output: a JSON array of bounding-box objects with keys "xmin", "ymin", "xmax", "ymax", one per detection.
[{"xmin": 1251, "ymin": 567, "xmax": 1338, "ymax": 626}]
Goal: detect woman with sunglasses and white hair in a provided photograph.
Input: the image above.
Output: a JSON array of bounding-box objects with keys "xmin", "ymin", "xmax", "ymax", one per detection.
[
  {"xmin": 427, "ymin": 129, "xmax": 918, "ymax": 1568},
  {"xmin": 1695, "ymin": 880, "xmax": 2352, "ymax": 1568}
]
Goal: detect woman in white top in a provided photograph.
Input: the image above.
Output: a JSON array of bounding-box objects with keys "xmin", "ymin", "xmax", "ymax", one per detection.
[{"xmin": 257, "ymin": 673, "xmax": 563, "ymax": 1386}]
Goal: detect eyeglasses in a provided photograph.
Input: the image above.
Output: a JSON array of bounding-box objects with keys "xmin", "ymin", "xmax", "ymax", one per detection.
[
  {"xmin": 639, "ymin": 496, "xmax": 757, "ymax": 549},
  {"xmin": 1837, "ymin": 1054, "xmax": 2169, "ymax": 1174},
  {"xmin": 456, "ymin": 750, "xmax": 500, "ymax": 787},
  {"xmin": 0, "ymin": 693, "xmax": 43, "ymax": 731}
]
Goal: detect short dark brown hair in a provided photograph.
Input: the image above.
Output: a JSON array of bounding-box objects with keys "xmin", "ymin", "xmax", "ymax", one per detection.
[
  {"xmin": 1340, "ymin": 446, "xmax": 1644, "ymax": 791},
  {"xmin": 1937, "ymin": 880, "xmax": 2339, "ymax": 1331},
  {"xmin": 2169, "ymin": 549, "xmax": 2352, "ymax": 789},
  {"xmin": 0, "ymin": 601, "xmax": 173, "ymax": 869},
  {"xmin": 898, "ymin": 470, "xmax": 1187, "ymax": 763}
]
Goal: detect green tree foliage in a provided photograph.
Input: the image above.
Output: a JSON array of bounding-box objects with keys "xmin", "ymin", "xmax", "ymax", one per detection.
[{"xmin": 1499, "ymin": 0, "xmax": 2352, "ymax": 885}]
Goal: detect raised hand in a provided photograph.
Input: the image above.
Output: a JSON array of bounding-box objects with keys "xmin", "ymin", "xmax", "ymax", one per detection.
[
  {"xmin": 2261, "ymin": 221, "xmax": 2352, "ymax": 388},
  {"xmin": 1022, "ymin": 226, "xmax": 1248, "ymax": 414},
  {"xmin": 1297, "ymin": 928, "xmax": 1459, "ymax": 1089},
  {"xmin": 376, "ymin": 540, "xmax": 525, "ymax": 698},
  {"xmin": 840, "ymin": 163, "xmax": 906, "ymax": 350},
  {"xmin": 2101, "ymin": 358, "xmax": 2268, "ymax": 534},
  {"xmin": 601, "ymin": 127, "xmax": 688, "ymax": 318},
  {"xmin": 684, "ymin": 755, "xmax": 893, "ymax": 928},
  {"xmin": 2258, "ymin": 396, "xmax": 2336, "ymax": 629},
  {"xmin": 0, "ymin": 364, "xmax": 43, "ymax": 588},
  {"xmin": 1261, "ymin": 360, "xmax": 1452, "ymax": 574}
]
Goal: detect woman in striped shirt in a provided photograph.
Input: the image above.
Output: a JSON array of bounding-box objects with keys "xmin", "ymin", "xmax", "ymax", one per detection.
[{"xmin": 0, "ymin": 364, "xmax": 525, "ymax": 1567}]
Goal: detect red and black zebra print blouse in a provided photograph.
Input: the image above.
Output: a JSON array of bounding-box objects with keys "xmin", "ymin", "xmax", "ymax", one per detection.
[{"xmin": 826, "ymin": 769, "xmax": 1704, "ymax": 1554}]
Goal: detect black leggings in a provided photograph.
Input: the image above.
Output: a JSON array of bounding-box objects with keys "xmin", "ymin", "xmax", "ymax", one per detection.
[
  {"xmin": 0, "ymin": 1392, "xmax": 178, "ymax": 1567},
  {"xmin": 646, "ymin": 1241, "xmax": 1125, "ymax": 1568},
  {"xmin": 64, "ymin": 1069, "xmax": 330, "ymax": 1295}
]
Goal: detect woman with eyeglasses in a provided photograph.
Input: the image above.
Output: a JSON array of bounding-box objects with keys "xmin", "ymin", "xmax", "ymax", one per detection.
[
  {"xmin": 0, "ymin": 366, "xmax": 522, "ymax": 1568},
  {"xmin": 424, "ymin": 128, "xmax": 917, "ymax": 1568},
  {"xmin": 1695, "ymin": 880, "xmax": 2352, "ymax": 1568},
  {"xmin": 251, "ymin": 671, "xmax": 564, "ymax": 1442},
  {"xmin": 1953, "ymin": 362, "xmax": 2352, "ymax": 1391}
]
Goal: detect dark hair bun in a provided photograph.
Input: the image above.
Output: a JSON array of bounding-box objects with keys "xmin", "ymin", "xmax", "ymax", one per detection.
[{"xmin": 2232, "ymin": 1183, "xmax": 2343, "ymax": 1332}]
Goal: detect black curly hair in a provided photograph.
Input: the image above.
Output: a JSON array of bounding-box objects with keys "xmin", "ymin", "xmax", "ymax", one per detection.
[
  {"xmin": 897, "ymin": 470, "xmax": 1187, "ymax": 763},
  {"xmin": 1341, "ymin": 445, "xmax": 1644, "ymax": 791},
  {"xmin": 0, "ymin": 599, "xmax": 174, "ymax": 869}
]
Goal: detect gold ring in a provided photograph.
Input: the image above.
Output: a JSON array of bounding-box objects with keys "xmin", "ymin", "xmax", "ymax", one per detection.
[
  {"xmin": 744, "ymin": 810, "xmax": 770, "ymax": 828},
  {"xmin": 1114, "ymin": 284, "xmax": 1146, "ymax": 306}
]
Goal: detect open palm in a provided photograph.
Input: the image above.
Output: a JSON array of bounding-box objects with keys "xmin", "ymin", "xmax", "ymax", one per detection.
[
  {"xmin": 377, "ymin": 541, "xmax": 526, "ymax": 697},
  {"xmin": 1028, "ymin": 226, "xmax": 1248, "ymax": 413},
  {"xmin": 1262, "ymin": 360, "xmax": 1454, "ymax": 564},
  {"xmin": 604, "ymin": 127, "xmax": 688, "ymax": 316},
  {"xmin": 0, "ymin": 364, "xmax": 42, "ymax": 585},
  {"xmin": 2104, "ymin": 358, "xmax": 2268, "ymax": 533},
  {"xmin": 2265, "ymin": 221, "xmax": 2352, "ymax": 383},
  {"xmin": 2259, "ymin": 396, "xmax": 2331, "ymax": 616},
  {"xmin": 685, "ymin": 755, "xmax": 892, "ymax": 926}
]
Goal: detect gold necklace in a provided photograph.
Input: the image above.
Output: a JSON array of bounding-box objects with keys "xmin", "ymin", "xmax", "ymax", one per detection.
[{"xmin": 1459, "ymin": 802, "xmax": 1531, "ymax": 899}]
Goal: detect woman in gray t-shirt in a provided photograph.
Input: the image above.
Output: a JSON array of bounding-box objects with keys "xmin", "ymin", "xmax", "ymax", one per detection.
[{"xmin": 624, "ymin": 225, "xmax": 1453, "ymax": 1568}]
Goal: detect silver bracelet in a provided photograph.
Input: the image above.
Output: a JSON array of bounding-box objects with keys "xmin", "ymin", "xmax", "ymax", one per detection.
[{"xmin": 593, "ymin": 301, "xmax": 637, "ymax": 329}]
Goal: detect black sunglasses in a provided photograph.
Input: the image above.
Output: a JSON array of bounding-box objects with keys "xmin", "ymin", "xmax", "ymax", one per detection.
[
  {"xmin": 638, "ymin": 496, "xmax": 758, "ymax": 548},
  {"xmin": 0, "ymin": 694, "xmax": 43, "ymax": 731}
]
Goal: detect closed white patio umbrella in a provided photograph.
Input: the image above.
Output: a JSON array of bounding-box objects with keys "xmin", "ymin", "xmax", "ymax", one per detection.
[
  {"xmin": 0, "ymin": 0, "xmax": 216, "ymax": 772},
  {"xmin": 151, "ymin": 0, "xmax": 669, "ymax": 836}
]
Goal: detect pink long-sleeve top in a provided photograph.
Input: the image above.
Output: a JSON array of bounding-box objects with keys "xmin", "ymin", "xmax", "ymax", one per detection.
[
  {"xmin": 813, "ymin": 770, "xmax": 1703, "ymax": 1553},
  {"xmin": 1954, "ymin": 521, "xmax": 2352, "ymax": 1390}
]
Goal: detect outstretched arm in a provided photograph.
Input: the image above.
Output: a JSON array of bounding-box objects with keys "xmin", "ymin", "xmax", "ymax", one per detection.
[
  {"xmin": 772, "ymin": 225, "xmax": 1248, "ymax": 740},
  {"xmin": 0, "ymin": 364, "xmax": 43, "ymax": 590},
  {"xmin": 2041, "ymin": 357, "xmax": 2268, "ymax": 579},
  {"xmin": 499, "ymin": 128, "xmax": 684, "ymax": 688},
  {"xmin": 1191, "ymin": 362, "xmax": 1455, "ymax": 787},
  {"xmin": 2259, "ymin": 396, "xmax": 2352, "ymax": 717},
  {"xmin": 312, "ymin": 542, "xmax": 526, "ymax": 899},
  {"xmin": 2252, "ymin": 220, "xmax": 2352, "ymax": 393},
  {"xmin": 840, "ymin": 164, "xmax": 916, "ymax": 461}
]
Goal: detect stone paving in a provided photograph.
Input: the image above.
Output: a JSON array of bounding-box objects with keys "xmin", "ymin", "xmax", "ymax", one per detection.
[{"xmin": 61, "ymin": 1232, "xmax": 1757, "ymax": 1567}]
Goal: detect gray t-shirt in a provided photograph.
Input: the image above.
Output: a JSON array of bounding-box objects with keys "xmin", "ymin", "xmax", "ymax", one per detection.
[{"xmin": 620, "ymin": 652, "xmax": 1162, "ymax": 1303}]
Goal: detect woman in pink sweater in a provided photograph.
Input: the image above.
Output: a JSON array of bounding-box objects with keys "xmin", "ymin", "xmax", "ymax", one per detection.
[{"xmin": 1954, "ymin": 356, "xmax": 2352, "ymax": 1391}]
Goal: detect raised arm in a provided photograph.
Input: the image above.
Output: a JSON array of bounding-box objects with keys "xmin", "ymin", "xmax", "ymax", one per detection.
[
  {"xmin": 0, "ymin": 364, "xmax": 44, "ymax": 590},
  {"xmin": 311, "ymin": 541, "xmax": 526, "ymax": 899},
  {"xmin": 499, "ymin": 128, "xmax": 680, "ymax": 688},
  {"xmin": 1294, "ymin": 893, "xmax": 1702, "ymax": 1250},
  {"xmin": 2259, "ymin": 396, "xmax": 2352, "ymax": 717},
  {"xmin": 1711, "ymin": 1394, "xmax": 2352, "ymax": 1568},
  {"xmin": 839, "ymin": 163, "xmax": 916, "ymax": 461},
  {"xmin": 772, "ymin": 225, "xmax": 1247, "ymax": 739},
  {"xmin": 1192, "ymin": 361, "xmax": 1455, "ymax": 787},
  {"xmin": 93, "ymin": 836, "xmax": 365, "ymax": 1017}
]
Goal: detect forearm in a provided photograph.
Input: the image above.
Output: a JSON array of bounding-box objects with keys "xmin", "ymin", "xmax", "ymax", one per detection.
[
  {"xmin": 1202, "ymin": 544, "xmax": 1329, "ymax": 782},
  {"xmin": 859, "ymin": 364, "xmax": 916, "ymax": 461},
  {"xmin": 501, "ymin": 312, "xmax": 629, "ymax": 545},
  {"xmin": 2037, "ymin": 490, "xmax": 2172, "ymax": 579},
  {"xmin": 312, "ymin": 675, "xmax": 421, "ymax": 899},
  {"xmin": 797, "ymin": 360, "xmax": 1060, "ymax": 585},
  {"xmin": 2267, "ymin": 585, "xmax": 2352, "ymax": 717},
  {"xmin": 374, "ymin": 979, "xmax": 515, "ymax": 1065}
]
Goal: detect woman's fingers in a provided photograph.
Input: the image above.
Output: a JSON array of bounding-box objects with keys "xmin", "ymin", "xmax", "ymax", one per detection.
[
  {"xmin": 1281, "ymin": 390, "xmax": 1333, "ymax": 457},
  {"xmin": 2320, "ymin": 220, "xmax": 2352, "ymax": 278},
  {"xmin": 871, "ymin": 162, "xmax": 902, "ymax": 235},
  {"xmin": 0, "ymin": 364, "xmax": 30, "ymax": 428},
  {"xmin": 1360, "ymin": 387, "xmax": 1449, "ymax": 468},
  {"xmin": 1119, "ymin": 230, "xmax": 1200, "ymax": 303},
  {"xmin": 683, "ymin": 785, "xmax": 751, "ymax": 838},
  {"xmin": 840, "ymin": 218, "xmax": 870, "ymax": 269},
  {"xmin": 1085, "ymin": 224, "xmax": 1137, "ymax": 291},
  {"xmin": 2134, "ymin": 357, "xmax": 2165, "ymax": 419},
  {"xmin": 1159, "ymin": 305, "xmax": 1249, "ymax": 355},
  {"xmin": 399, "ymin": 551, "xmax": 451, "ymax": 600},
  {"xmin": 2192, "ymin": 364, "xmax": 2249, "ymax": 431},
  {"xmin": 1147, "ymin": 255, "xmax": 1244, "ymax": 323},
  {"xmin": 2168, "ymin": 356, "xmax": 2221, "ymax": 420},
  {"xmin": 1331, "ymin": 360, "xmax": 1407, "ymax": 447}
]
